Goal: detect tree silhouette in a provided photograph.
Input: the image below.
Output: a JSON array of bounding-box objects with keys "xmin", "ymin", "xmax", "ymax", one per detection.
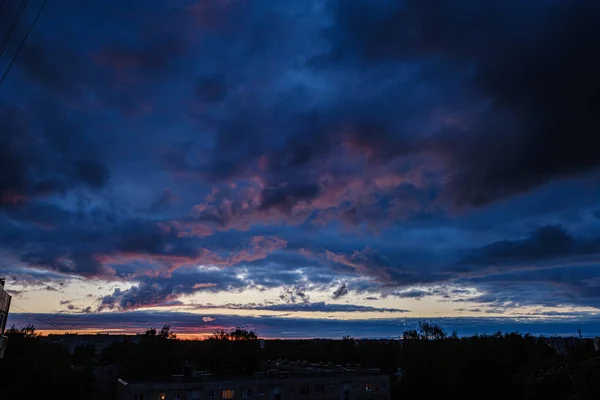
[
  {"xmin": 403, "ymin": 320, "xmax": 447, "ymax": 341},
  {"xmin": 143, "ymin": 327, "xmax": 157, "ymax": 337},
  {"xmin": 143, "ymin": 324, "xmax": 176, "ymax": 339},
  {"xmin": 158, "ymin": 324, "xmax": 177, "ymax": 339},
  {"xmin": 210, "ymin": 326, "xmax": 257, "ymax": 341}
]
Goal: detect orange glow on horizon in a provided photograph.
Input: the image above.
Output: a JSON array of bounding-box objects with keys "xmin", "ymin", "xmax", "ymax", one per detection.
[{"xmin": 36, "ymin": 329, "xmax": 214, "ymax": 340}]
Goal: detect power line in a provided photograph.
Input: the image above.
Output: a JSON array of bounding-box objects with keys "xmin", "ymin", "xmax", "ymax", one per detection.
[
  {"xmin": 11, "ymin": 304, "xmax": 69, "ymax": 331},
  {"xmin": 11, "ymin": 305, "xmax": 66, "ymax": 329},
  {"xmin": 0, "ymin": 0, "xmax": 47, "ymax": 88},
  {"xmin": 0, "ymin": 0, "xmax": 29, "ymax": 60}
]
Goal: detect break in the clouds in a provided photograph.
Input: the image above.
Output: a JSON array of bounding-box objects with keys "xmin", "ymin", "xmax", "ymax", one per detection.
[{"xmin": 2, "ymin": 0, "xmax": 600, "ymax": 336}]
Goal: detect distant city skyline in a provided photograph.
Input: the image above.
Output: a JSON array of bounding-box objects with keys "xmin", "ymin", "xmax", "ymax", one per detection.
[{"xmin": 2, "ymin": 0, "xmax": 600, "ymax": 338}]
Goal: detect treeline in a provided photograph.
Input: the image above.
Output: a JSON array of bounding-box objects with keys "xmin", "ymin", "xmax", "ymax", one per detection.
[
  {"xmin": 0, "ymin": 325, "xmax": 94, "ymax": 399},
  {"xmin": 1, "ymin": 322, "xmax": 599, "ymax": 399}
]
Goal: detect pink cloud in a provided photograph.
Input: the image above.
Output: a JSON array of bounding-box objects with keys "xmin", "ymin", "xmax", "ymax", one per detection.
[
  {"xmin": 325, "ymin": 248, "xmax": 396, "ymax": 283},
  {"xmin": 97, "ymin": 235, "xmax": 287, "ymax": 277},
  {"xmin": 193, "ymin": 283, "xmax": 218, "ymax": 290},
  {"xmin": 228, "ymin": 236, "xmax": 287, "ymax": 265}
]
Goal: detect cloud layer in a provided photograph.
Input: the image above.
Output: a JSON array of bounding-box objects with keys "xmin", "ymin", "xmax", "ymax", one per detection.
[{"xmin": 2, "ymin": 0, "xmax": 600, "ymax": 335}]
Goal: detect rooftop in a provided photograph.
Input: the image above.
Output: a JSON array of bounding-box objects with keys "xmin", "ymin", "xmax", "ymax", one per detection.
[{"xmin": 122, "ymin": 361, "xmax": 387, "ymax": 386}]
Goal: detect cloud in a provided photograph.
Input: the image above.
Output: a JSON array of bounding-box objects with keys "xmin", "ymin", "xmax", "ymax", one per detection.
[
  {"xmin": 149, "ymin": 189, "xmax": 178, "ymax": 212},
  {"xmin": 2, "ymin": 0, "xmax": 600, "ymax": 328},
  {"xmin": 0, "ymin": 105, "xmax": 110, "ymax": 208},
  {"xmin": 324, "ymin": 247, "xmax": 443, "ymax": 286},
  {"xmin": 325, "ymin": 0, "xmax": 600, "ymax": 206},
  {"xmin": 332, "ymin": 283, "xmax": 348, "ymax": 299},
  {"xmin": 258, "ymin": 183, "xmax": 321, "ymax": 213},
  {"xmin": 279, "ymin": 285, "xmax": 310, "ymax": 304},
  {"xmin": 199, "ymin": 301, "xmax": 408, "ymax": 313},
  {"xmin": 456, "ymin": 225, "xmax": 600, "ymax": 274},
  {"xmin": 393, "ymin": 289, "xmax": 429, "ymax": 299}
]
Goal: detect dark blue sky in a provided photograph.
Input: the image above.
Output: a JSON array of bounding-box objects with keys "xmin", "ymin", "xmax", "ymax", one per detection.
[{"xmin": 2, "ymin": 0, "xmax": 600, "ymax": 337}]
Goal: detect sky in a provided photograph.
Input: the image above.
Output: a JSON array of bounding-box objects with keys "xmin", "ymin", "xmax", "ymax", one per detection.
[{"xmin": 2, "ymin": 0, "xmax": 600, "ymax": 338}]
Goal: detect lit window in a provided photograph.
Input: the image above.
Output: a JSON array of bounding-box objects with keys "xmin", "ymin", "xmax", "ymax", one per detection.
[
  {"xmin": 157, "ymin": 394, "xmax": 166, "ymax": 400},
  {"xmin": 366, "ymin": 383, "xmax": 374, "ymax": 392},
  {"xmin": 222, "ymin": 389, "xmax": 235, "ymax": 400}
]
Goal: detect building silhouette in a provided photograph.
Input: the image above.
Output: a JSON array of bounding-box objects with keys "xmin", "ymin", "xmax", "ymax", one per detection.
[
  {"xmin": 117, "ymin": 364, "xmax": 390, "ymax": 400},
  {"xmin": 43, "ymin": 332, "xmax": 142, "ymax": 353},
  {"xmin": 0, "ymin": 278, "xmax": 12, "ymax": 359}
]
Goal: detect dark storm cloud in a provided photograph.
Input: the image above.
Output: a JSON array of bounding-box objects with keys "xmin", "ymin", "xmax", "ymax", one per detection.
[
  {"xmin": 457, "ymin": 225, "xmax": 600, "ymax": 273},
  {"xmin": 100, "ymin": 283, "xmax": 180, "ymax": 311},
  {"xmin": 441, "ymin": 225, "xmax": 600, "ymax": 308},
  {"xmin": 467, "ymin": 265, "xmax": 600, "ymax": 308},
  {"xmin": 325, "ymin": 247, "xmax": 447, "ymax": 286},
  {"xmin": 326, "ymin": 0, "xmax": 600, "ymax": 206},
  {"xmin": 258, "ymin": 183, "xmax": 321, "ymax": 213},
  {"xmin": 0, "ymin": 105, "xmax": 109, "ymax": 207}
]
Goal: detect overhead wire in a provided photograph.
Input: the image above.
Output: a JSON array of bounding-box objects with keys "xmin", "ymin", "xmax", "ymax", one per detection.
[
  {"xmin": 0, "ymin": 0, "xmax": 47, "ymax": 87},
  {"xmin": 11, "ymin": 304, "xmax": 65, "ymax": 329},
  {"xmin": 10, "ymin": 304, "xmax": 69, "ymax": 331},
  {"xmin": 0, "ymin": 0, "xmax": 29, "ymax": 60}
]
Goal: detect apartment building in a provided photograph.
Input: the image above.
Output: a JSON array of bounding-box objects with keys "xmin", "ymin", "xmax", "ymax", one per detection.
[
  {"xmin": 0, "ymin": 278, "xmax": 12, "ymax": 359},
  {"xmin": 117, "ymin": 366, "xmax": 390, "ymax": 400},
  {"xmin": 540, "ymin": 336, "xmax": 579, "ymax": 356}
]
